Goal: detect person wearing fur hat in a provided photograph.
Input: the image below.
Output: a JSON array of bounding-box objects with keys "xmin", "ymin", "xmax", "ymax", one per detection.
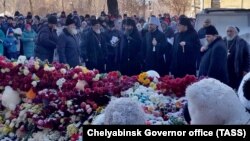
[
  {"xmin": 142, "ymin": 16, "xmax": 170, "ymax": 76},
  {"xmin": 119, "ymin": 18, "xmax": 142, "ymax": 76},
  {"xmin": 21, "ymin": 24, "xmax": 37, "ymax": 59},
  {"xmin": 57, "ymin": 15, "xmax": 81, "ymax": 68},
  {"xmin": 3, "ymin": 28, "xmax": 18, "ymax": 59},
  {"xmin": 171, "ymin": 17, "xmax": 201, "ymax": 78},
  {"xmin": 199, "ymin": 25, "xmax": 229, "ymax": 84},
  {"xmin": 35, "ymin": 15, "xmax": 58, "ymax": 63},
  {"xmin": 223, "ymin": 26, "xmax": 250, "ymax": 89},
  {"xmin": 80, "ymin": 19, "xmax": 107, "ymax": 72}
]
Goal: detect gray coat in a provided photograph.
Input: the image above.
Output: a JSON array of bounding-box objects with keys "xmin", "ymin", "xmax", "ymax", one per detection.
[{"xmin": 57, "ymin": 28, "xmax": 81, "ymax": 68}]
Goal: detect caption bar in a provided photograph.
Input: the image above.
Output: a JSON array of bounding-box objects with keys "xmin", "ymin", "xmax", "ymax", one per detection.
[{"xmin": 83, "ymin": 125, "xmax": 250, "ymax": 140}]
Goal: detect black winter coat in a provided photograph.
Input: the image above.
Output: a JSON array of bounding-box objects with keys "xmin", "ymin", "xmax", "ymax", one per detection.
[
  {"xmin": 57, "ymin": 28, "xmax": 81, "ymax": 68},
  {"xmin": 119, "ymin": 29, "xmax": 142, "ymax": 76},
  {"xmin": 199, "ymin": 37, "xmax": 229, "ymax": 84},
  {"xmin": 80, "ymin": 29, "xmax": 107, "ymax": 73},
  {"xmin": 171, "ymin": 29, "xmax": 200, "ymax": 78},
  {"xmin": 35, "ymin": 24, "xmax": 58, "ymax": 62},
  {"xmin": 142, "ymin": 29, "xmax": 169, "ymax": 76}
]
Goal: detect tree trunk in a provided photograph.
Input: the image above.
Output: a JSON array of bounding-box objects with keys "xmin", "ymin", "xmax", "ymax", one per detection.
[
  {"xmin": 142, "ymin": 0, "xmax": 146, "ymax": 18},
  {"xmin": 62, "ymin": 0, "xmax": 64, "ymax": 11},
  {"xmin": 107, "ymin": 0, "xmax": 119, "ymax": 17},
  {"xmin": 28, "ymin": 0, "xmax": 33, "ymax": 14},
  {"xmin": 3, "ymin": 0, "xmax": 6, "ymax": 15}
]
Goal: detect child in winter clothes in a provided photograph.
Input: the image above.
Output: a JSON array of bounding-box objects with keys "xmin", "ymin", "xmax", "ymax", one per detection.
[{"xmin": 3, "ymin": 28, "xmax": 18, "ymax": 59}]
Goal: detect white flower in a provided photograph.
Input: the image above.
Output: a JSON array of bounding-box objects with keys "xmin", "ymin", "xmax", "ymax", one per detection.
[
  {"xmin": 67, "ymin": 100, "xmax": 72, "ymax": 107},
  {"xmin": 9, "ymin": 121, "xmax": 15, "ymax": 128},
  {"xmin": 73, "ymin": 74, "xmax": 78, "ymax": 79},
  {"xmin": 1, "ymin": 69, "xmax": 5, "ymax": 73},
  {"xmin": 23, "ymin": 67, "xmax": 30, "ymax": 76},
  {"xmin": 34, "ymin": 63, "xmax": 40, "ymax": 70},
  {"xmin": 50, "ymin": 67, "xmax": 55, "ymax": 71},
  {"xmin": 60, "ymin": 68, "xmax": 67, "ymax": 74},
  {"xmin": 32, "ymin": 74, "xmax": 39, "ymax": 81},
  {"xmin": 17, "ymin": 56, "xmax": 27, "ymax": 65},
  {"xmin": 4, "ymin": 68, "xmax": 10, "ymax": 72},
  {"xmin": 92, "ymin": 74, "xmax": 101, "ymax": 81},
  {"xmin": 85, "ymin": 104, "xmax": 91, "ymax": 110},
  {"xmin": 56, "ymin": 78, "xmax": 66, "ymax": 89},
  {"xmin": 44, "ymin": 65, "xmax": 55, "ymax": 72}
]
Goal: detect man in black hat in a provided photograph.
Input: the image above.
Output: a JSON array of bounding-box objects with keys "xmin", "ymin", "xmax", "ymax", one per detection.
[
  {"xmin": 199, "ymin": 25, "xmax": 229, "ymax": 84},
  {"xmin": 119, "ymin": 18, "xmax": 142, "ymax": 76},
  {"xmin": 35, "ymin": 15, "xmax": 58, "ymax": 63},
  {"xmin": 57, "ymin": 15, "xmax": 81, "ymax": 68},
  {"xmin": 104, "ymin": 20, "xmax": 122, "ymax": 72},
  {"xmin": 171, "ymin": 17, "xmax": 200, "ymax": 78},
  {"xmin": 80, "ymin": 19, "xmax": 107, "ymax": 72},
  {"xmin": 72, "ymin": 11, "xmax": 81, "ymax": 29}
]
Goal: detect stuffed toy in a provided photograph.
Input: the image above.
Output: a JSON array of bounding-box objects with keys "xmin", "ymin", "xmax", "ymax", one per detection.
[
  {"xmin": 146, "ymin": 70, "xmax": 160, "ymax": 83},
  {"xmin": 92, "ymin": 97, "xmax": 146, "ymax": 125},
  {"xmin": 186, "ymin": 78, "xmax": 250, "ymax": 125},
  {"xmin": 238, "ymin": 72, "xmax": 250, "ymax": 111},
  {"xmin": 1, "ymin": 86, "xmax": 21, "ymax": 111}
]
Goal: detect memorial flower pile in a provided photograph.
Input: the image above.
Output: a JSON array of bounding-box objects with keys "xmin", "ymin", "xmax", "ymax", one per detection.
[{"xmin": 0, "ymin": 56, "xmax": 198, "ymax": 140}]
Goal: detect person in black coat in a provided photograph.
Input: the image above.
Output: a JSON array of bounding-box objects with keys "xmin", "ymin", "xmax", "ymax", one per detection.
[
  {"xmin": 119, "ymin": 18, "xmax": 142, "ymax": 76},
  {"xmin": 80, "ymin": 19, "xmax": 107, "ymax": 73},
  {"xmin": 223, "ymin": 26, "xmax": 250, "ymax": 89},
  {"xmin": 35, "ymin": 15, "xmax": 58, "ymax": 63},
  {"xmin": 142, "ymin": 16, "xmax": 170, "ymax": 76},
  {"xmin": 199, "ymin": 25, "xmax": 229, "ymax": 84},
  {"xmin": 57, "ymin": 15, "xmax": 81, "ymax": 68},
  {"xmin": 171, "ymin": 17, "xmax": 201, "ymax": 78},
  {"xmin": 104, "ymin": 20, "xmax": 122, "ymax": 72}
]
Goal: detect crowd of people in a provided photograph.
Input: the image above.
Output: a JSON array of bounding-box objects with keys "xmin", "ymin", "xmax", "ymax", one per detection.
[{"xmin": 0, "ymin": 10, "xmax": 249, "ymax": 90}]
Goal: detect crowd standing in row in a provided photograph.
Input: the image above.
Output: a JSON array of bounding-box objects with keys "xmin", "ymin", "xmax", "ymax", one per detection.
[{"xmin": 0, "ymin": 11, "xmax": 249, "ymax": 90}]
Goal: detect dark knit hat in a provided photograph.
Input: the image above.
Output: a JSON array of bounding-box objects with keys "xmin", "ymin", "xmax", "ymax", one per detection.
[
  {"xmin": 91, "ymin": 19, "xmax": 100, "ymax": 26},
  {"xmin": 124, "ymin": 18, "xmax": 136, "ymax": 27},
  {"xmin": 179, "ymin": 17, "xmax": 191, "ymax": 26},
  {"xmin": 205, "ymin": 25, "xmax": 218, "ymax": 35},
  {"xmin": 65, "ymin": 15, "xmax": 75, "ymax": 26},
  {"xmin": 48, "ymin": 15, "xmax": 58, "ymax": 24},
  {"xmin": 26, "ymin": 15, "xmax": 32, "ymax": 19},
  {"xmin": 107, "ymin": 20, "xmax": 115, "ymax": 28}
]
